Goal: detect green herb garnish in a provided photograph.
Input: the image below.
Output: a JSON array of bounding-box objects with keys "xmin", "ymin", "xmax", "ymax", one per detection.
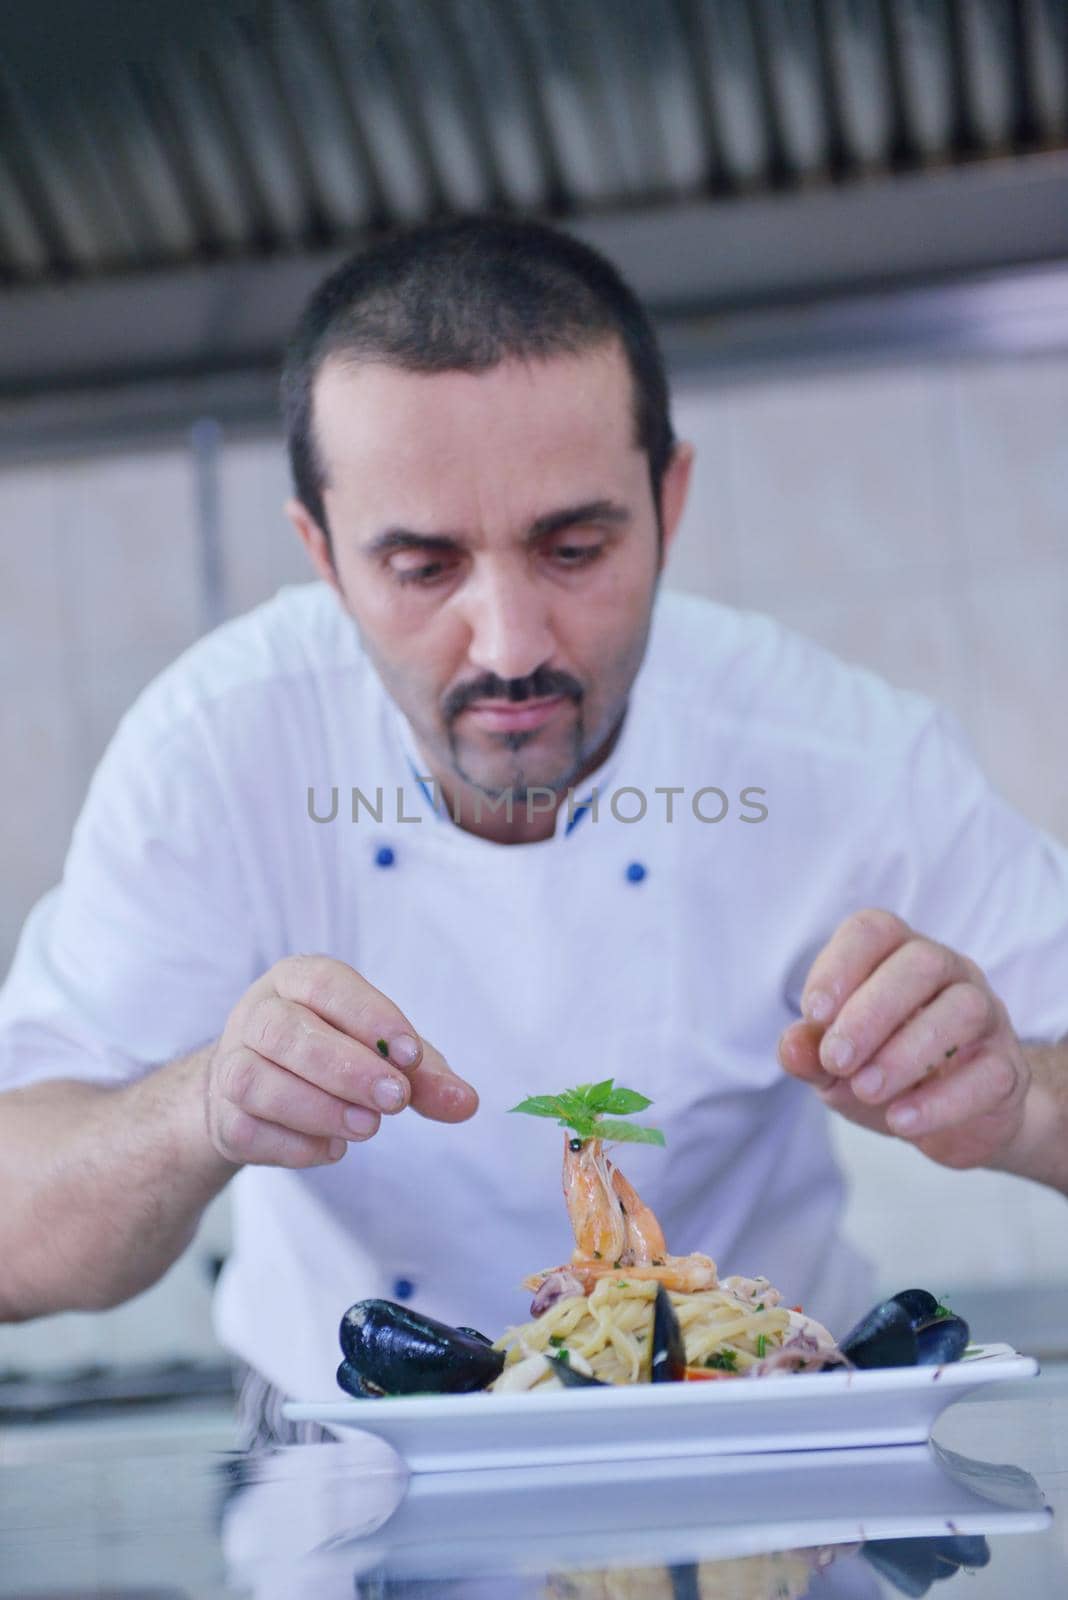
[
  {"xmin": 705, "ymin": 1349, "xmax": 738, "ymax": 1372},
  {"xmin": 932, "ymin": 1299, "xmax": 953, "ymax": 1321},
  {"xmin": 755, "ymin": 1302, "xmax": 765, "ymax": 1312},
  {"xmin": 756, "ymin": 1334, "xmax": 767, "ymax": 1359},
  {"xmin": 548, "ymin": 1333, "xmax": 567, "ymax": 1347},
  {"xmin": 510, "ymin": 1079, "xmax": 665, "ymax": 1146},
  {"xmin": 554, "ymin": 1347, "xmax": 571, "ymax": 1366},
  {"xmin": 376, "ymin": 1038, "xmax": 389, "ymax": 1058}
]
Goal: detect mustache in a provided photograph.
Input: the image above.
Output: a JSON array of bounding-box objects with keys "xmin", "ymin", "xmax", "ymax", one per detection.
[{"xmin": 443, "ymin": 667, "xmax": 584, "ymax": 722}]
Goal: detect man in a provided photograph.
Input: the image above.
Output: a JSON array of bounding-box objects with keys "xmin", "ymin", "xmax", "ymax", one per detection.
[{"xmin": 1, "ymin": 218, "xmax": 1066, "ymax": 1438}]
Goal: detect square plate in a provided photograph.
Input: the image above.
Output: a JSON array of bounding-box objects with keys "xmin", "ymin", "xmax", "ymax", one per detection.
[{"xmin": 283, "ymin": 1344, "xmax": 1038, "ymax": 1473}]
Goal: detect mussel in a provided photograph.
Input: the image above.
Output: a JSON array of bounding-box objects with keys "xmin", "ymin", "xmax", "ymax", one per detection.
[
  {"xmin": 338, "ymin": 1299, "xmax": 505, "ymax": 1397},
  {"xmin": 336, "ymin": 1359, "xmax": 380, "ymax": 1398},
  {"xmin": 546, "ymin": 1353, "xmax": 608, "ymax": 1387},
  {"xmin": 891, "ymin": 1288, "xmax": 940, "ymax": 1325},
  {"xmin": 839, "ymin": 1289, "xmax": 970, "ymax": 1371},
  {"xmin": 915, "ymin": 1313, "xmax": 969, "ymax": 1365},
  {"xmin": 862, "ymin": 1533, "xmax": 990, "ymax": 1594},
  {"xmin": 650, "ymin": 1284, "xmax": 687, "ymax": 1383},
  {"xmin": 840, "ymin": 1299, "xmax": 917, "ymax": 1369}
]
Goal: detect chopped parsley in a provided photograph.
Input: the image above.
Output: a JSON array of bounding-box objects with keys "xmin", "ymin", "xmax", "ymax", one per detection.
[
  {"xmin": 932, "ymin": 1299, "xmax": 953, "ymax": 1321},
  {"xmin": 375, "ymin": 1039, "xmax": 389, "ymax": 1058},
  {"xmin": 755, "ymin": 1302, "xmax": 765, "ymax": 1312},
  {"xmin": 756, "ymin": 1334, "xmax": 768, "ymax": 1359},
  {"xmin": 705, "ymin": 1349, "xmax": 738, "ymax": 1372},
  {"xmin": 548, "ymin": 1333, "xmax": 567, "ymax": 1347}
]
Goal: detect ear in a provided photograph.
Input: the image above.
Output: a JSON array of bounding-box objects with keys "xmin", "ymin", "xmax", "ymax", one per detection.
[
  {"xmin": 656, "ymin": 443, "xmax": 694, "ymax": 572},
  {"xmin": 285, "ymin": 498, "xmax": 341, "ymax": 594}
]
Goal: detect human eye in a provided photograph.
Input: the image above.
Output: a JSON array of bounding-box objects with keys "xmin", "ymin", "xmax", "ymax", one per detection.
[
  {"xmin": 388, "ymin": 550, "xmax": 460, "ymax": 588},
  {"xmin": 549, "ymin": 538, "xmax": 604, "ymax": 569}
]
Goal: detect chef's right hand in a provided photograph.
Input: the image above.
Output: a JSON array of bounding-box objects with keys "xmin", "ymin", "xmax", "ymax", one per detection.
[{"xmin": 205, "ymin": 954, "xmax": 478, "ymax": 1168}]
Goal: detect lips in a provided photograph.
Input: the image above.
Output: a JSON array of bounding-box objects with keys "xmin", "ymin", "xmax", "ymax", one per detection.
[{"xmin": 460, "ymin": 695, "xmax": 567, "ymax": 734}]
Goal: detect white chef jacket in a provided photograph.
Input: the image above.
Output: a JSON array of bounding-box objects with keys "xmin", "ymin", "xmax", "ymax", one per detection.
[{"xmin": 2, "ymin": 583, "xmax": 1067, "ymax": 1401}]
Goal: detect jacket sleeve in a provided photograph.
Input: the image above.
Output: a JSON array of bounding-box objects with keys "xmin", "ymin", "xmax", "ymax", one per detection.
[{"xmin": 0, "ymin": 702, "xmax": 262, "ymax": 1091}]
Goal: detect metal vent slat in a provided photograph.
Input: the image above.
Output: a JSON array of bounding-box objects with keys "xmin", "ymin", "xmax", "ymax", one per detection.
[{"xmin": 0, "ymin": 0, "xmax": 1066, "ymax": 287}]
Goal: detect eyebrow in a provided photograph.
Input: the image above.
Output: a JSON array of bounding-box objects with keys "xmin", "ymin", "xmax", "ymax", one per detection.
[{"xmin": 365, "ymin": 499, "xmax": 631, "ymax": 557}]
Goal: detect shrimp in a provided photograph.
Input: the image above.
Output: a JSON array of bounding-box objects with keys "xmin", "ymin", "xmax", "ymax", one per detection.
[
  {"xmin": 524, "ymin": 1134, "xmax": 718, "ymax": 1299},
  {"xmin": 562, "ymin": 1135, "xmax": 627, "ymax": 1264}
]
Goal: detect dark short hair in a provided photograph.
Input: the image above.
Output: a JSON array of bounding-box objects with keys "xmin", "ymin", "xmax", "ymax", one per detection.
[{"xmin": 281, "ymin": 215, "xmax": 675, "ymax": 546}]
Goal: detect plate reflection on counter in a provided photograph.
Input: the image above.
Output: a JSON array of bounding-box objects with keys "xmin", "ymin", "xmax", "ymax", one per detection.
[{"xmin": 221, "ymin": 1436, "xmax": 1050, "ymax": 1599}]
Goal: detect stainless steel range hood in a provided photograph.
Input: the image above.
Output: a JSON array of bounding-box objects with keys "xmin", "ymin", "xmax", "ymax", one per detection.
[{"xmin": 2, "ymin": 0, "xmax": 1067, "ymax": 446}]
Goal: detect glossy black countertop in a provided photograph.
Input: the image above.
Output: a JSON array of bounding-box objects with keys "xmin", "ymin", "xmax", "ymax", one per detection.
[{"xmin": 2, "ymin": 1374, "xmax": 1066, "ymax": 1599}]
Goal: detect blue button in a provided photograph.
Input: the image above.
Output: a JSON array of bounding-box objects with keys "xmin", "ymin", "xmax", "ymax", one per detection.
[
  {"xmin": 375, "ymin": 846, "xmax": 396, "ymax": 868},
  {"xmin": 625, "ymin": 861, "xmax": 647, "ymax": 883},
  {"xmin": 393, "ymin": 1277, "xmax": 415, "ymax": 1301}
]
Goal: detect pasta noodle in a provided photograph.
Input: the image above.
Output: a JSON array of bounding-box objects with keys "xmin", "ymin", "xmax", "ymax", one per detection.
[{"xmin": 492, "ymin": 1276, "xmax": 795, "ymax": 1387}]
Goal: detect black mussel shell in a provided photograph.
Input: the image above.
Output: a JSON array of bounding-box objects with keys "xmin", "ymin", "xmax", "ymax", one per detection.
[
  {"xmin": 862, "ymin": 1533, "xmax": 990, "ymax": 1595},
  {"xmin": 546, "ymin": 1354, "xmax": 608, "ymax": 1387},
  {"xmin": 339, "ymin": 1299, "xmax": 505, "ymax": 1396},
  {"xmin": 337, "ymin": 1359, "xmax": 382, "ymax": 1398},
  {"xmin": 840, "ymin": 1299, "xmax": 918, "ymax": 1369},
  {"xmin": 916, "ymin": 1313, "xmax": 970, "ymax": 1365},
  {"xmin": 456, "ymin": 1326, "xmax": 493, "ymax": 1345},
  {"xmin": 650, "ymin": 1283, "xmax": 687, "ymax": 1383},
  {"xmin": 891, "ymin": 1288, "xmax": 940, "ymax": 1327}
]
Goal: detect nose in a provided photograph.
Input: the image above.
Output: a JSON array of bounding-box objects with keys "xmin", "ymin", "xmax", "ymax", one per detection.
[{"xmin": 460, "ymin": 560, "xmax": 556, "ymax": 683}]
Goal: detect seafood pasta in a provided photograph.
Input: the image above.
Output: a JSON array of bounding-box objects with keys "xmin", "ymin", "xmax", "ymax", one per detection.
[
  {"xmin": 489, "ymin": 1130, "xmax": 836, "ymax": 1390},
  {"xmin": 336, "ymin": 1082, "xmax": 972, "ymax": 1397},
  {"xmin": 496, "ymin": 1276, "xmax": 798, "ymax": 1386}
]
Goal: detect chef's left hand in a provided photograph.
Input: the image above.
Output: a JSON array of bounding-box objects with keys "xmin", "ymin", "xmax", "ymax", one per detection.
[{"xmin": 778, "ymin": 909, "xmax": 1030, "ymax": 1169}]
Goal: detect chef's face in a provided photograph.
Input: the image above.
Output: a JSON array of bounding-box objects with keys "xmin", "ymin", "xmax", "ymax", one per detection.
[{"xmin": 289, "ymin": 341, "xmax": 692, "ymax": 808}]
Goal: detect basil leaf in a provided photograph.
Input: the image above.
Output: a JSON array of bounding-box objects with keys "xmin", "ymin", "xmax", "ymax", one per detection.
[
  {"xmin": 510, "ymin": 1096, "xmax": 568, "ymax": 1119},
  {"xmin": 600, "ymin": 1087, "xmax": 653, "ymax": 1115},
  {"xmin": 594, "ymin": 1119, "xmax": 666, "ymax": 1146},
  {"xmin": 583, "ymin": 1078, "xmax": 617, "ymax": 1111}
]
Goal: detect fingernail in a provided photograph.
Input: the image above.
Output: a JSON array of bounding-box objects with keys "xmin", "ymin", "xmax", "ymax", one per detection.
[
  {"xmin": 390, "ymin": 1034, "xmax": 421, "ymax": 1069},
  {"xmin": 804, "ymin": 991, "xmax": 833, "ymax": 1024},
  {"xmin": 888, "ymin": 1104, "xmax": 919, "ymax": 1134},
  {"xmin": 345, "ymin": 1106, "xmax": 376, "ymax": 1136},
  {"xmin": 853, "ymin": 1064, "xmax": 884, "ymax": 1099},
  {"xmin": 823, "ymin": 1034, "xmax": 854, "ymax": 1073},
  {"xmin": 374, "ymin": 1077, "xmax": 407, "ymax": 1112},
  {"xmin": 327, "ymin": 1138, "xmax": 346, "ymax": 1161}
]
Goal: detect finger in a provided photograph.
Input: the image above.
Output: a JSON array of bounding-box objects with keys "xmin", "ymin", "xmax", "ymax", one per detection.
[
  {"xmin": 778, "ymin": 1021, "xmax": 837, "ymax": 1090},
  {"xmin": 213, "ymin": 1098, "xmax": 349, "ymax": 1169},
  {"xmin": 882, "ymin": 1048, "xmax": 1023, "ymax": 1141},
  {"xmin": 222, "ymin": 1050, "xmax": 381, "ymax": 1141},
  {"xmin": 801, "ymin": 909, "xmax": 912, "ymax": 1027},
  {"xmin": 242, "ymin": 996, "xmax": 412, "ymax": 1115},
  {"xmin": 273, "ymin": 954, "xmax": 423, "ymax": 1070},
  {"xmin": 818, "ymin": 937, "xmax": 972, "ymax": 1079},
  {"xmin": 845, "ymin": 980, "xmax": 998, "ymax": 1107},
  {"xmin": 407, "ymin": 1042, "xmax": 479, "ymax": 1123}
]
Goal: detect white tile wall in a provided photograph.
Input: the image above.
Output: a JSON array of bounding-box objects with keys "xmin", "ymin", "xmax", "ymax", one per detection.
[
  {"xmin": 218, "ymin": 435, "xmax": 315, "ymax": 615},
  {"xmin": 0, "ymin": 349, "xmax": 1065, "ymax": 1374},
  {"xmin": 670, "ymin": 353, "xmax": 1068, "ymax": 1306}
]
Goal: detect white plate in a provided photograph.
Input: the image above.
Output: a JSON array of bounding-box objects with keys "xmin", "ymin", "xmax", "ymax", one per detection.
[
  {"xmin": 226, "ymin": 1437, "xmax": 1050, "ymax": 1591},
  {"xmin": 348, "ymin": 1441, "xmax": 1051, "ymax": 1579},
  {"xmin": 284, "ymin": 1344, "xmax": 1038, "ymax": 1473}
]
